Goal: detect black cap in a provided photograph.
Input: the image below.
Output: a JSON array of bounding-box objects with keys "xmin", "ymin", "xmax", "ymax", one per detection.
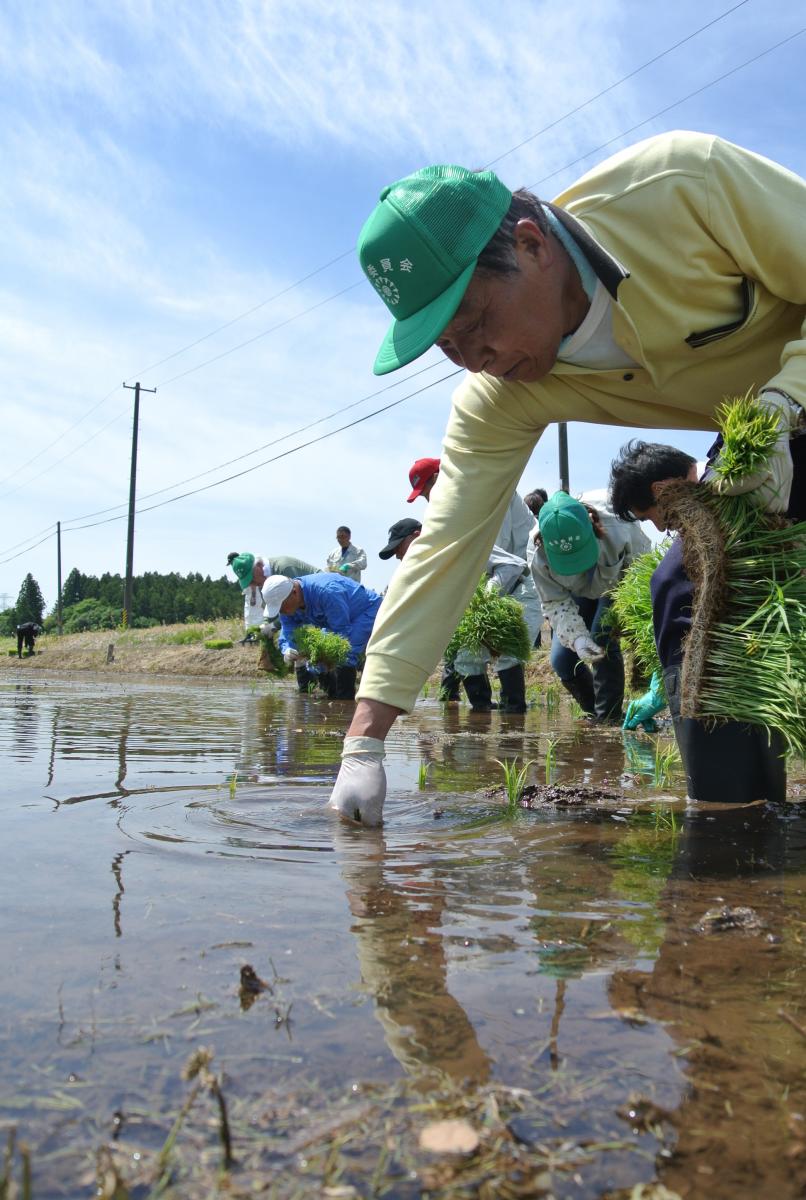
[{"xmin": 379, "ymin": 518, "xmax": 422, "ymax": 560}]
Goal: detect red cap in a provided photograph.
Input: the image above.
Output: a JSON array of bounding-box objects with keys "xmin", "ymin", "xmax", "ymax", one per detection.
[{"xmin": 407, "ymin": 457, "xmax": 440, "ymax": 502}]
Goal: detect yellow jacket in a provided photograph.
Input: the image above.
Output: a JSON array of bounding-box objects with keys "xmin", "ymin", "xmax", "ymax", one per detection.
[{"xmin": 359, "ymin": 131, "xmax": 806, "ymax": 712}]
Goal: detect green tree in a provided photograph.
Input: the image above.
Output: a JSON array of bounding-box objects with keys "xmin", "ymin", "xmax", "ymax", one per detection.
[
  {"xmin": 60, "ymin": 567, "xmax": 86, "ymax": 608},
  {"xmin": 16, "ymin": 573, "xmax": 45, "ymax": 625}
]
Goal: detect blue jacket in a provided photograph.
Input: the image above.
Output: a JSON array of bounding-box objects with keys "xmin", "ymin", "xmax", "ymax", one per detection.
[{"xmin": 278, "ymin": 574, "xmax": 383, "ymax": 667}]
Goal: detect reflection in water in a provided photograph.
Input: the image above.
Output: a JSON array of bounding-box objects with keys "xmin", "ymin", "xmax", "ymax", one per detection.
[
  {"xmin": 2, "ymin": 675, "xmax": 806, "ymax": 1198},
  {"xmin": 334, "ymin": 824, "xmax": 491, "ymax": 1085}
]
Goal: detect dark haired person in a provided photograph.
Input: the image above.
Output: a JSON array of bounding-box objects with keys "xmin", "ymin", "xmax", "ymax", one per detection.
[
  {"xmin": 16, "ymin": 621, "xmax": 42, "ymax": 658},
  {"xmin": 326, "ymin": 527, "xmax": 367, "ymax": 582},
  {"xmin": 523, "ymin": 488, "xmax": 548, "ymax": 519},
  {"xmin": 609, "ymin": 440, "xmax": 786, "ymax": 803},
  {"xmin": 329, "ymin": 131, "xmax": 806, "ymax": 825}
]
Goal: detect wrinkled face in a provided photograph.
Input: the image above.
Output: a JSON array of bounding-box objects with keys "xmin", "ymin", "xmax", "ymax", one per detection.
[
  {"xmin": 395, "ymin": 531, "xmax": 420, "ymax": 560},
  {"xmin": 336, "ymin": 529, "xmax": 350, "ymax": 548},
  {"xmin": 435, "ymin": 221, "xmax": 587, "ymax": 384},
  {"xmin": 279, "ymin": 581, "xmax": 304, "ymax": 615}
]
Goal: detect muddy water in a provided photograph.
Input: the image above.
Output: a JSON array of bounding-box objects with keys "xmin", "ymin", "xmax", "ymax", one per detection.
[{"xmin": 1, "ymin": 674, "xmax": 805, "ymax": 1198}]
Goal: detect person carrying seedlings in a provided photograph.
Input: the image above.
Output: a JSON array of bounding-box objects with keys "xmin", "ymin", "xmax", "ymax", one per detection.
[
  {"xmin": 326, "ymin": 527, "xmax": 367, "ymax": 582},
  {"xmin": 330, "ymin": 130, "xmax": 806, "ymax": 826},
  {"xmin": 406, "ymin": 455, "xmax": 540, "ymax": 712},
  {"xmin": 531, "ymin": 491, "xmax": 650, "ymax": 722},
  {"xmin": 609, "ymin": 438, "xmax": 789, "ymax": 804},
  {"xmin": 380, "ymin": 515, "xmax": 535, "ymax": 712},
  {"xmin": 263, "ymin": 573, "xmax": 383, "ymax": 701},
  {"xmin": 227, "ymin": 551, "xmax": 320, "ymax": 638}
]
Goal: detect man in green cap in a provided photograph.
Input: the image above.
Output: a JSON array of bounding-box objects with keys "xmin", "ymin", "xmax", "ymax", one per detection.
[
  {"xmin": 329, "ymin": 131, "xmax": 806, "ymax": 826},
  {"xmin": 227, "ymin": 552, "xmax": 320, "ymax": 640},
  {"xmin": 531, "ymin": 492, "xmax": 649, "ymax": 722}
]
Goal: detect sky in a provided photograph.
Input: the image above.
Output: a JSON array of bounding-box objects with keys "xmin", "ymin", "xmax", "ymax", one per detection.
[{"xmin": 1, "ymin": 0, "xmax": 805, "ymax": 610}]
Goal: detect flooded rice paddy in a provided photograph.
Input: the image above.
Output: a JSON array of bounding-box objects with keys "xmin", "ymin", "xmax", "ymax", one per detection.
[{"xmin": 2, "ymin": 673, "xmax": 806, "ymax": 1198}]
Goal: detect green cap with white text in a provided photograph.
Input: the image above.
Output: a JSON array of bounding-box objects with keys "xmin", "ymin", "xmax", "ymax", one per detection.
[
  {"xmin": 539, "ymin": 492, "xmax": 598, "ymax": 576},
  {"xmin": 357, "ymin": 165, "xmax": 512, "ymax": 376}
]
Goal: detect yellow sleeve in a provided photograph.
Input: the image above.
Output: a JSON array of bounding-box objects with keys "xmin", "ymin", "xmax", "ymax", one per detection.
[
  {"xmin": 705, "ymin": 135, "xmax": 806, "ymax": 410},
  {"xmin": 357, "ymin": 373, "xmax": 550, "ymax": 712}
]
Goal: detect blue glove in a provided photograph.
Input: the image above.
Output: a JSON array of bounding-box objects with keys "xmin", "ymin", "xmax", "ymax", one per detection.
[{"xmin": 622, "ymin": 671, "xmax": 666, "ymax": 733}]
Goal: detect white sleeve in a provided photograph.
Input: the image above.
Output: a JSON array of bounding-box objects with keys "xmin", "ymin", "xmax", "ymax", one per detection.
[{"xmin": 542, "ymin": 597, "xmax": 590, "ymax": 649}]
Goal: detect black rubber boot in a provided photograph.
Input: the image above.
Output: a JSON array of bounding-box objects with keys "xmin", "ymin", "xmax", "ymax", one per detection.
[
  {"xmin": 439, "ymin": 665, "xmax": 462, "ymax": 702},
  {"xmin": 462, "ymin": 673, "xmax": 497, "ymax": 711},
  {"xmin": 560, "ymin": 669, "xmax": 596, "ymax": 715},
  {"xmin": 295, "ymin": 665, "xmax": 318, "ymax": 693},
  {"xmin": 326, "ymin": 665, "xmax": 358, "ymax": 700},
  {"xmin": 497, "ymin": 664, "xmax": 527, "ymax": 713},
  {"xmin": 591, "ymin": 643, "xmax": 625, "ymax": 723}
]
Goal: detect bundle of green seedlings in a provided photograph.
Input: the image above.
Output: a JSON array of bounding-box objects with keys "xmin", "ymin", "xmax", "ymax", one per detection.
[
  {"xmin": 609, "ymin": 541, "xmax": 667, "ymax": 682},
  {"xmin": 292, "ymin": 624, "xmax": 351, "ymax": 670},
  {"xmin": 257, "ymin": 629, "xmax": 289, "ymax": 675},
  {"xmin": 444, "ymin": 575, "xmax": 531, "ymax": 666},
  {"xmin": 655, "ymin": 394, "xmax": 806, "ymax": 755}
]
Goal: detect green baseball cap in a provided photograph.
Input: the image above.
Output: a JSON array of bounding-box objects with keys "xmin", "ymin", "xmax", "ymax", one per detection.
[
  {"xmin": 228, "ymin": 552, "xmax": 255, "ymax": 591},
  {"xmin": 539, "ymin": 493, "xmax": 598, "ymax": 576},
  {"xmin": 357, "ymin": 165, "xmax": 512, "ymax": 376}
]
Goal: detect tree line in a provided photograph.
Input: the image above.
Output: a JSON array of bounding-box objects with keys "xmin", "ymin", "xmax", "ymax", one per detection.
[{"xmin": 0, "ymin": 568, "xmax": 241, "ymax": 635}]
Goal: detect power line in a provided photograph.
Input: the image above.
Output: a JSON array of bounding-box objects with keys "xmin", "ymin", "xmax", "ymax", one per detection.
[
  {"xmin": 528, "ymin": 24, "xmax": 806, "ymax": 192},
  {"xmin": 482, "ymin": 0, "xmax": 752, "ymax": 169},
  {"xmin": 1, "ymin": 0, "xmax": 755, "ymax": 489},
  {"xmin": 6, "ymin": 8, "xmax": 801, "ymax": 560},
  {"xmin": 60, "ymin": 358, "xmax": 446, "ymax": 527},
  {"xmin": 66, "ymin": 369, "xmax": 464, "ymax": 532},
  {"xmin": 0, "ymin": 407, "xmax": 130, "ymax": 504}
]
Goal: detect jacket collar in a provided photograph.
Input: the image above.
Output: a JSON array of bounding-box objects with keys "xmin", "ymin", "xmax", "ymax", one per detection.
[{"xmin": 543, "ymin": 202, "xmax": 629, "ymax": 300}]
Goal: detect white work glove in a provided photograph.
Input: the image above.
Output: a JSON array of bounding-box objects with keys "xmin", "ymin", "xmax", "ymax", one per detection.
[
  {"xmin": 282, "ymin": 648, "xmax": 300, "ymax": 665},
  {"xmin": 573, "ymin": 635, "xmax": 605, "ymax": 663},
  {"xmin": 708, "ymin": 391, "xmax": 804, "ymax": 513},
  {"xmin": 327, "ymin": 736, "xmax": 386, "ymax": 826}
]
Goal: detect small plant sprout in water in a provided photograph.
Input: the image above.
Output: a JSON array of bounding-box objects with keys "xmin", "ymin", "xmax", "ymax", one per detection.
[
  {"xmin": 418, "ymin": 761, "xmax": 431, "ymax": 790},
  {"xmin": 651, "ymin": 737, "xmax": 682, "ymax": 787},
  {"xmin": 495, "ymin": 758, "xmax": 533, "ymax": 815},
  {"xmin": 544, "ymin": 683, "xmax": 560, "ymax": 714},
  {"xmin": 229, "ymin": 772, "xmax": 238, "ymax": 799},
  {"xmin": 544, "ymin": 737, "xmax": 559, "ymax": 784}
]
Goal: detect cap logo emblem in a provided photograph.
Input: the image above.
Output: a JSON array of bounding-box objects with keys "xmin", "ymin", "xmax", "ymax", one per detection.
[{"xmin": 374, "ymin": 276, "xmax": 400, "ymax": 306}]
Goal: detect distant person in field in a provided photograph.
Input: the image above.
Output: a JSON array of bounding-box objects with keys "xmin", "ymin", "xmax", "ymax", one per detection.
[
  {"xmin": 326, "ymin": 527, "xmax": 367, "ymax": 582},
  {"xmin": 16, "ymin": 622, "xmax": 42, "ymax": 658},
  {"xmin": 227, "ymin": 551, "xmax": 320, "ymax": 637}
]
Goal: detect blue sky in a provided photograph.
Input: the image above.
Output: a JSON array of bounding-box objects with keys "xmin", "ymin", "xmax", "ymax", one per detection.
[{"xmin": 1, "ymin": 0, "xmax": 804, "ymax": 609}]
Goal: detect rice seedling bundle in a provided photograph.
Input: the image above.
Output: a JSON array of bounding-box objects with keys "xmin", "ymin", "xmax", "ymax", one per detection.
[
  {"xmin": 609, "ymin": 542, "xmax": 668, "ymax": 680},
  {"xmin": 293, "ymin": 625, "xmax": 351, "ymax": 669},
  {"xmin": 654, "ymin": 396, "xmax": 806, "ymax": 755},
  {"xmin": 444, "ymin": 576, "xmax": 532, "ymax": 667}
]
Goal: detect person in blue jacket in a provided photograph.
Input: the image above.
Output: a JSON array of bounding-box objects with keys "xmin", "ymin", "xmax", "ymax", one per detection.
[{"xmin": 262, "ymin": 573, "xmax": 383, "ymax": 701}]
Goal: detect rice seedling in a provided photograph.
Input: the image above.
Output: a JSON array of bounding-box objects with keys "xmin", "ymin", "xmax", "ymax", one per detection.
[
  {"xmin": 228, "ymin": 771, "xmax": 238, "ymax": 798},
  {"xmin": 417, "ymin": 761, "xmax": 430, "ymax": 790},
  {"xmin": 445, "ymin": 576, "xmax": 531, "ymax": 665},
  {"xmin": 710, "ymin": 391, "xmax": 781, "ymax": 487},
  {"xmin": 293, "ymin": 626, "xmax": 350, "ymax": 670},
  {"xmin": 609, "ymin": 541, "xmax": 668, "ymax": 680},
  {"xmin": 1, "ymin": 1130, "xmax": 31, "ymax": 1200},
  {"xmin": 651, "ymin": 737, "xmax": 681, "ymax": 787},
  {"xmin": 421, "ymin": 682, "xmax": 431, "ymax": 699},
  {"xmin": 544, "ymin": 737, "xmax": 558, "ymax": 784},
  {"xmin": 544, "ymin": 682, "xmax": 560, "ymax": 714},
  {"xmin": 495, "ymin": 757, "xmax": 533, "ymax": 814}
]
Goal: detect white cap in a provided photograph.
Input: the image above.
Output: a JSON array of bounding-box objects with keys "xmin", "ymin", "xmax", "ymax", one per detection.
[{"xmin": 261, "ymin": 574, "xmax": 294, "ymax": 617}]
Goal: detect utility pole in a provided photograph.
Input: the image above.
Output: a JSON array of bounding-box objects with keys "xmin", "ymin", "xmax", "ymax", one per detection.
[
  {"xmin": 56, "ymin": 521, "xmax": 63, "ymax": 635},
  {"xmin": 558, "ymin": 422, "xmax": 570, "ymax": 492},
  {"xmin": 122, "ymin": 382, "xmax": 156, "ymax": 628}
]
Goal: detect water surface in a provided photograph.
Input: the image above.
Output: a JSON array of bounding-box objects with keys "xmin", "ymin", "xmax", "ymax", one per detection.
[{"xmin": 2, "ymin": 674, "xmax": 805, "ymax": 1198}]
